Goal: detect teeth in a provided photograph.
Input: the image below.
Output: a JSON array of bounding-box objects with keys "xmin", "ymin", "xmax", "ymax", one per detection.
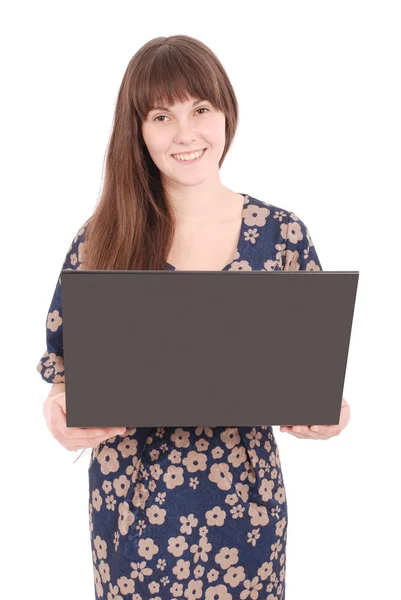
[{"xmin": 173, "ymin": 149, "xmax": 204, "ymax": 161}]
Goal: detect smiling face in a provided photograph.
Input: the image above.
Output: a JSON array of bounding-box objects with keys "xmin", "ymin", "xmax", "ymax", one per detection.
[{"xmin": 141, "ymin": 95, "xmax": 226, "ymax": 186}]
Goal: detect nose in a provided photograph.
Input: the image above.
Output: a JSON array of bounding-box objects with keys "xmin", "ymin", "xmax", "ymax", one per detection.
[{"xmin": 173, "ymin": 119, "xmax": 198, "ymax": 143}]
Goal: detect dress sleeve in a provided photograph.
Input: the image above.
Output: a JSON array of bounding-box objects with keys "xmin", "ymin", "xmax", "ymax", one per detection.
[
  {"xmin": 36, "ymin": 219, "xmax": 90, "ymax": 384},
  {"xmin": 283, "ymin": 210, "xmax": 323, "ymax": 271}
]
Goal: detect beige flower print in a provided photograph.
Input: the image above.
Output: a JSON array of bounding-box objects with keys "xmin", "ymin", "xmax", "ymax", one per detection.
[
  {"xmin": 228, "ymin": 445, "xmax": 247, "ymax": 468},
  {"xmin": 183, "ymin": 579, "xmax": 203, "ymax": 598},
  {"xmin": 259, "ymin": 478, "xmax": 275, "ymax": 502},
  {"xmin": 170, "ymin": 581, "xmax": 184, "ymax": 595},
  {"xmin": 282, "ymin": 219, "xmax": 303, "ymax": 244},
  {"xmin": 205, "ymin": 584, "xmax": 233, "ymax": 599},
  {"xmin": 258, "ymin": 560, "xmax": 274, "ymax": 580},
  {"xmin": 274, "ymin": 487, "xmax": 286, "ymax": 505},
  {"xmin": 148, "ymin": 579, "xmax": 161, "ymax": 594},
  {"xmin": 93, "ymin": 565, "xmax": 103, "ymax": 598},
  {"xmin": 273, "ymin": 210, "xmax": 287, "ymax": 222},
  {"xmin": 97, "ymin": 446, "xmax": 120, "ymax": 475},
  {"xmin": 195, "ymin": 426, "xmax": 214, "ymax": 437},
  {"xmin": 205, "ymin": 506, "xmax": 227, "ymax": 527},
  {"xmin": 247, "ymin": 528, "xmax": 261, "ymax": 547},
  {"xmin": 207, "ymin": 569, "xmax": 220, "ymax": 583},
  {"xmin": 182, "ymin": 450, "xmax": 208, "ymax": 473},
  {"xmin": 243, "ymin": 203, "xmax": 271, "ymax": 227},
  {"xmin": 229, "ymin": 259, "xmax": 252, "ymax": 271},
  {"xmin": 235, "ymin": 482, "xmax": 250, "ymax": 503},
  {"xmin": 275, "ymin": 517, "xmax": 287, "ymax": 537},
  {"xmin": 117, "ymin": 576, "xmax": 135, "ymax": 595},
  {"xmin": 209, "ymin": 463, "xmax": 233, "ymax": 490},
  {"xmin": 180, "ymin": 514, "xmax": 199, "ymax": 535},
  {"xmin": 248, "ymin": 502, "xmax": 270, "ymax": 527},
  {"xmin": 47, "ymin": 309, "xmax": 62, "ymax": 332},
  {"xmin": 138, "ymin": 537, "xmax": 159, "ymax": 560},
  {"xmin": 98, "ymin": 559, "xmax": 110, "ymax": 584},
  {"xmin": 146, "ymin": 504, "xmax": 167, "ymax": 525},
  {"xmin": 224, "ymin": 565, "xmax": 246, "ymax": 588},
  {"xmin": 225, "ymin": 493, "xmax": 238, "ymax": 506},
  {"xmin": 211, "ymin": 446, "xmax": 225, "ymax": 459},
  {"xmin": 172, "ymin": 558, "xmax": 191, "ymax": 580},
  {"xmin": 94, "ymin": 535, "xmax": 107, "ymax": 560},
  {"xmin": 215, "ymin": 547, "xmax": 239, "ymax": 569},
  {"xmin": 117, "ymin": 436, "xmax": 138, "ymax": 459},
  {"xmin": 193, "ymin": 564, "xmax": 205, "ymax": 578},
  {"xmin": 230, "ymin": 504, "xmax": 245, "ymax": 519},
  {"xmin": 195, "ymin": 438, "xmax": 210, "ymax": 452},
  {"xmin": 92, "ymin": 488, "xmax": 102, "ymax": 511},
  {"xmin": 240, "ymin": 575, "xmax": 263, "ymax": 599},
  {"xmin": 37, "ymin": 351, "xmax": 64, "ymax": 381},
  {"xmin": 246, "ymin": 427, "xmax": 262, "ymax": 449},
  {"xmin": 240, "ymin": 461, "xmax": 257, "ymax": 484},
  {"xmin": 113, "ymin": 474, "xmax": 131, "ymax": 498},
  {"xmin": 118, "ymin": 501, "xmax": 135, "ymax": 536},
  {"xmin": 163, "ymin": 465, "xmax": 185, "ymax": 489},
  {"xmin": 171, "ymin": 427, "xmax": 191, "ymax": 448},
  {"xmin": 190, "ymin": 536, "xmax": 212, "ymax": 563},
  {"xmin": 244, "ymin": 228, "xmax": 259, "ymax": 244},
  {"xmin": 220, "ymin": 427, "xmax": 241, "ymax": 449},
  {"xmin": 130, "ymin": 560, "xmax": 153, "ymax": 581},
  {"xmin": 168, "ymin": 535, "xmax": 189, "ymax": 557},
  {"xmin": 264, "ymin": 259, "xmax": 279, "ymax": 270},
  {"xmin": 132, "ymin": 482, "xmax": 150, "ymax": 509}
]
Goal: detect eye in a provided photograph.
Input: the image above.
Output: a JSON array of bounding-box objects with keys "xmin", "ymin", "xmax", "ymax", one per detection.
[{"xmin": 153, "ymin": 107, "xmax": 210, "ymax": 122}]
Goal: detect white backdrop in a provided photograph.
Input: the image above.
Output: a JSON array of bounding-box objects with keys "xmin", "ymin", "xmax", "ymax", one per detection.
[{"xmin": 2, "ymin": 1, "xmax": 400, "ymax": 598}]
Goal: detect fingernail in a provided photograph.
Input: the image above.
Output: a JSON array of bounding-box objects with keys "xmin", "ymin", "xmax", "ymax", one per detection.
[{"xmin": 311, "ymin": 426, "xmax": 320, "ymax": 432}]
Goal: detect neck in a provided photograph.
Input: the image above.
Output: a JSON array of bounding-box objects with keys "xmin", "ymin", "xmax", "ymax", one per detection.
[{"xmin": 163, "ymin": 180, "xmax": 233, "ymax": 223}]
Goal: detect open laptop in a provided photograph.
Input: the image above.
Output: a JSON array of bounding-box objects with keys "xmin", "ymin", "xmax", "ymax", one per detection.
[{"xmin": 61, "ymin": 270, "xmax": 359, "ymax": 428}]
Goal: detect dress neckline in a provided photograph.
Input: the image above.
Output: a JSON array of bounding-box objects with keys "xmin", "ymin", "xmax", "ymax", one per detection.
[{"xmin": 165, "ymin": 193, "xmax": 249, "ymax": 272}]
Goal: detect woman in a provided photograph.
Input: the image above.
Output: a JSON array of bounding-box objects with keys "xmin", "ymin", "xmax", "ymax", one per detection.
[{"xmin": 38, "ymin": 35, "xmax": 350, "ymax": 600}]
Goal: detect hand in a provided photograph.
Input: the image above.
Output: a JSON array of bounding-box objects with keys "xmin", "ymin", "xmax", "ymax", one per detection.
[
  {"xmin": 279, "ymin": 397, "xmax": 350, "ymax": 440},
  {"xmin": 43, "ymin": 390, "xmax": 126, "ymax": 452}
]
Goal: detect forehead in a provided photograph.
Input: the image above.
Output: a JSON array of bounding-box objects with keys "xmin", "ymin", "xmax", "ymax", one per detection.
[{"xmin": 148, "ymin": 96, "xmax": 207, "ymax": 112}]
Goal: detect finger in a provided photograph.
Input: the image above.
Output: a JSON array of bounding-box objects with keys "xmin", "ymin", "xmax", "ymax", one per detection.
[
  {"xmin": 285, "ymin": 426, "xmax": 316, "ymax": 438},
  {"xmin": 339, "ymin": 402, "xmax": 351, "ymax": 430},
  {"xmin": 64, "ymin": 429, "xmax": 127, "ymax": 451},
  {"xmin": 64, "ymin": 427, "xmax": 126, "ymax": 440},
  {"xmin": 284, "ymin": 426, "xmax": 331, "ymax": 440}
]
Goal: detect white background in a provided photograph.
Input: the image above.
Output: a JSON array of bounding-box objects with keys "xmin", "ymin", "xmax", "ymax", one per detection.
[{"xmin": 2, "ymin": 1, "xmax": 400, "ymax": 598}]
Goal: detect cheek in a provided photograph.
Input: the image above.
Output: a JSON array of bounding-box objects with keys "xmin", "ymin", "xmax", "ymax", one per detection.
[
  {"xmin": 142, "ymin": 125, "xmax": 168, "ymax": 154},
  {"xmin": 203, "ymin": 117, "xmax": 226, "ymax": 145}
]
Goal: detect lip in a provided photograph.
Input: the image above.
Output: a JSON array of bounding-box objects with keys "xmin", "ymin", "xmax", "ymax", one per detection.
[{"xmin": 171, "ymin": 147, "xmax": 207, "ymax": 165}]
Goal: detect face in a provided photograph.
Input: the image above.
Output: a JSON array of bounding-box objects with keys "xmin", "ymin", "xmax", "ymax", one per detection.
[{"xmin": 141, "ymin": 95, "xmax": 226, "ymax": 186}]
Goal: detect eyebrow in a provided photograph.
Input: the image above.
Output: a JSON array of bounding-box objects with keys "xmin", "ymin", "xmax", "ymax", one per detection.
[{"xmin": 148, "ymin": 99, "xmax": 206, "ymax": 114}]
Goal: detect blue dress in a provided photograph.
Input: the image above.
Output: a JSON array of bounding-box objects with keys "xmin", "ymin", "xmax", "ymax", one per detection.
[{"xmin": 36, "ymin": 193, "xmax": 323, "ymax": 600}]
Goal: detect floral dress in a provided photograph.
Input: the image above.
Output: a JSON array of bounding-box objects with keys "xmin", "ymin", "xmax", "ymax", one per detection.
[{"xmin": 36, "ymin": 193, "xmax": 323, "ymax": 600}]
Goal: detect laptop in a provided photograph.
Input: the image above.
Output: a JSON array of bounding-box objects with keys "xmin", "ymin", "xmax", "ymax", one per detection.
[{"xmin": 61, "ymin": 270, "xmax": 359, "ymax": 428}]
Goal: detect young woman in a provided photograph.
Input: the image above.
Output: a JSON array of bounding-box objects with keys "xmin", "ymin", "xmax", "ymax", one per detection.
[{"xmin": 38, "ymin": 34, "xmax": 350, "ymax": 600}]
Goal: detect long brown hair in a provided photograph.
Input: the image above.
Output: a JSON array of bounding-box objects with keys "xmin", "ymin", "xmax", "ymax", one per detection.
[
  {"xmin": 83, "ymin": 34, "xmax": 239, "ymax": 272},
  {"xmin": 73, "ymin": 35, "xmax": 239, "ymax": 464}
]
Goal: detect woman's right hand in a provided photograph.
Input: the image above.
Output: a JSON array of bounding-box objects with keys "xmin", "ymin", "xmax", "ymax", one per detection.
[{"xmin": 43, "ymin": 387, "xmax": 126, "ymax": 451}]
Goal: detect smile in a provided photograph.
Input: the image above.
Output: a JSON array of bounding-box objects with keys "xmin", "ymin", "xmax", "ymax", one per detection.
[{"xmin": 171, "ymin": 148, "xmax": 207, "ymax": 165}]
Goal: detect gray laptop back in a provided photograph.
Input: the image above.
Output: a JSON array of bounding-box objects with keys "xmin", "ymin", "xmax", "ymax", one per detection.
[{"xmin": 61, "ymin": 271, "xmax": 359, "ymax": 428}]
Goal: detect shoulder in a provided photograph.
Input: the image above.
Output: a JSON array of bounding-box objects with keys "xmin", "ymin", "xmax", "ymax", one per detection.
[
  {"xmin": 243, "ymin": 195, "xmax": 305, "ymax": 239},
  {"xmin": 58, "ymin": 217, "xmax": 92, "ymax": 283}
]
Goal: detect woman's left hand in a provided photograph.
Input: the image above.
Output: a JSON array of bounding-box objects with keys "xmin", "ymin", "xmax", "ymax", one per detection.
[{"xmin": 279, "ymin": 397, "xmax": 350, "ymax": 440}]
